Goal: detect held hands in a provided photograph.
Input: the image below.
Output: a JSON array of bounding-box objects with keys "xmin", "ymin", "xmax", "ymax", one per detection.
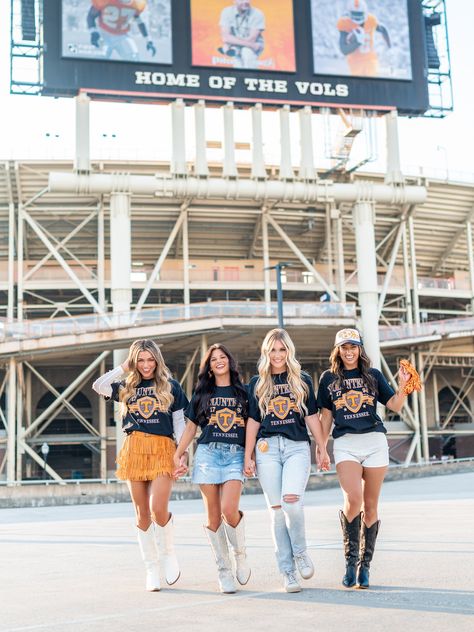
[
  {"xmin": 243, "ymin": 457, "xmax": 256, "ymax": 477},
  {"xmin": 172, "ymin": 452, "xmax": 188, "ymax": 479},
  {"xmin": 316, "ymin": 445, "xmax": 331, "ymax": 472}
]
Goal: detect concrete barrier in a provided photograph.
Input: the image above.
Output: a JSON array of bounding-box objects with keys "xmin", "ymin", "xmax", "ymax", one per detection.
[{"xmin": 1, "ymin": 459, "xmax": 473, "ymax": 509}]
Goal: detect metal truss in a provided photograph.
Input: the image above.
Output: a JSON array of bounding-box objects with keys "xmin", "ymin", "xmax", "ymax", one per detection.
[
  {"xmin": 1, "ymin": 101, "xmax": 473, "ymax": 485},
  {"xmin": 422, "ymin": 0, "xmax": 454, "ymax": 118},
  {"xmin": 10, "ymin": 0, "xmax": 43, "ymax": 96}
]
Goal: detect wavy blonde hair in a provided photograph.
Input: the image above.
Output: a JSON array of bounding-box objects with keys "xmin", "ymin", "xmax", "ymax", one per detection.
[
  {"xmin": 255, "ymin": 329, "xmax": 309, "ymax": 418},
  {"xmin": 119, "ymin": 339, "xmax": 173, "ymax": 419}
]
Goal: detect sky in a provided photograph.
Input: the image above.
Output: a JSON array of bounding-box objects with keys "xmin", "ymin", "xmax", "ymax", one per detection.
[{"xmin": 0, "ymin": 0, "xmax": 472, "ymax": 182}]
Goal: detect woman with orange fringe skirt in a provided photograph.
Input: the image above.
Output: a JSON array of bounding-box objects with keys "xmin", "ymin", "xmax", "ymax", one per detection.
[{"xmin": 92, "ymin": 339, "xmax": 188, "ymax": 592}]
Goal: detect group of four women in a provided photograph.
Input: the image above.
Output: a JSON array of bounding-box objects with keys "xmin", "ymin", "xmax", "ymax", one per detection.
[{"xmin": 92, "ymin": 327, "xmax": 410, "ymax": 594}]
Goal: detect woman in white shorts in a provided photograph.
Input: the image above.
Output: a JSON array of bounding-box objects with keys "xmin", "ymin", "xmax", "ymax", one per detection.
[{"xmin": 318, "ymin": 328, "xmax": 409, "ymax": 589}]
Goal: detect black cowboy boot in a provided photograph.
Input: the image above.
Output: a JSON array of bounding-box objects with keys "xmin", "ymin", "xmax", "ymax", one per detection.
[
  {"xmin": 357, "ymin": 519, "xmax": 380, "ymax": 589},
  {"xmin": 338, "ymin": 511, "xmax": 361, "ymax": 588}
]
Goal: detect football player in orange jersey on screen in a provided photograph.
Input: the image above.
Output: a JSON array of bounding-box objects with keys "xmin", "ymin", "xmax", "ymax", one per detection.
[
  {"xmin": 87, "ymin": 0, "xmax": 156, "ymax": 61},
  {"xmin": 337, "ymin": 0, "xmax": 391, "ymax": 77}
]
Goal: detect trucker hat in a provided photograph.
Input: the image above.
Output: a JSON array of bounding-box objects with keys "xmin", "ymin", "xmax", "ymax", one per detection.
[{"xmin": 334, "ymin": 328, "xmax": 362, "ymax": 347}]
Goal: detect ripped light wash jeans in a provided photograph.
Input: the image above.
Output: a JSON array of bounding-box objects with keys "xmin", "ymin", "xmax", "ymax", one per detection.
[{"xmin": 255, "ymin": 435, "xmax": 311, "ymax": 573}]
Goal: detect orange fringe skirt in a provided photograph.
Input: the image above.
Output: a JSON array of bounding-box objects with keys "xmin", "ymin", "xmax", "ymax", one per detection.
[{"xmin": 116, "ymin": 432, "xmax": 175, "ymax": 481}]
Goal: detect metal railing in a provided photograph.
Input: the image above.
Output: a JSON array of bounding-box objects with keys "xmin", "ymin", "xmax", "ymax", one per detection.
[
  {"xmin": 0, "ymin": 301, "xmax": 356, "ymax": 342},
  {"xmin": 379, "ymin": 316, "xmax": 474, "ymax": 342}
]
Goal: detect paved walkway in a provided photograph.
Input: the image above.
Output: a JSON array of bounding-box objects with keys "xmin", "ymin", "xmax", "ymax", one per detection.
[{"xmin": 1, "ymin": 473, "xmax": 473, "ymax": 632}]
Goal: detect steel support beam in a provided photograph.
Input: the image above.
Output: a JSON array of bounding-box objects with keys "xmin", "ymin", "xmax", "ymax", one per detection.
[
  {"xmin": 266, "ymin": 213, "xmax": 339, "ymax": 302},
  {"xmin": 21, "ymin": 207, "xmax": 105, "ymax": 315},
  {"xmin": 7, "ymin": 203, "xmax": 15, "ymax": 322},
  {"xmin": 352, "ymin": 201, "xmax": 380, "ymax": 368},
  {"xmin": 49, "ymin": 173, "xmax": 427, "ymax": 206},
  {"xmin": 74, "ymin": 93, "xmax": 90, "ymax": 173},
  {"xmin": 261, "ymin": 210, "xmax": 271, "ymax": 315},
  {"xmin": 335, "ymin": 208, "xmax": 346, "ymax": 302},
  {"xmin": 279, "ymin": 105, "xmax": 294, "ymax": 180},
  {"xmin": 99, "ymin": 359, "xmax": 107, "ymax": 480},
  {"xmin": 384, "ymin": 110, "xmax": 404, "ymax": 185},
  {"xmin": 171, "ymin": 99, "xmax": 187, "ymax": 176},
  {"xmin": 378, "ymin": 219, "xmax": 405, "ymax": 318},
  {"xmin": 193, "ymin": 100, "xmax": 209, "ymax": 177},
  {"xmin": 134, "ymin": 204, "xmax": 188, "ymax": 315},
  {"xmin": 223, "ymin": 102, "xmax": 237, "ymax": 178},
  {"xmin": 182, "ymin": 209, "xmax": 190, "ymax": 311},
  {"xmin": 22, "ymin": 351, "xmax": 109, "ymax": 440},
  {"xmin": 110, "ymin": 192, "xmax": 132, "ymax": 314},
  {"xmin": 467, "ymin": 220, "xmax": 474, "ymax": 315},
  {"xmin": 251, "ymin": 103, "xmax": 266, "ymax": 179},
  {"xmin": 6, "ymin": 358, "xmax": 16, "ymax": 485}
]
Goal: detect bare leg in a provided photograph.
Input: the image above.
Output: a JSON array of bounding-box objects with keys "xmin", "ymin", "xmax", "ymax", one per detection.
[
  {"xmin": 362, "ymin": 466, "xmax": 387, "ymax": 526},
  {"xmin": 200, "ymin": 484, "xmax": 223, "ymax": 531},
  {"xmin": 220, "ymin": 480, "xmax": 243, "ymax": 527},
  {"xmin": 336, "ymin": 461, "xmax": 364, "ymax": 521},
  {"xmin": 127, "ymin": 480, "xmax": 152, "ymax": 530},
  {"xmin": 149, "ymin": 475, "xmax": 174, "ymax": 527}
]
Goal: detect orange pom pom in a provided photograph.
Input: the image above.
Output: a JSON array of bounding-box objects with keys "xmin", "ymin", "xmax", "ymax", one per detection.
[{"xmin": 399, "ymin": 359, "xmax": 422, "ymax": 395}]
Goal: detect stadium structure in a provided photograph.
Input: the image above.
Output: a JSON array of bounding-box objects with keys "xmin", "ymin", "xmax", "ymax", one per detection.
[{"xmin": 1, "ymin": 0, "xmax": 472, "ymax": 484}]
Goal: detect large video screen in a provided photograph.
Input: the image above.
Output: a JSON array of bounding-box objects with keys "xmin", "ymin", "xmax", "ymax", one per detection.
[
  {"xmin": 311, "ymin": 0, "xmax": 412, "ymax": 80},
  {"xmin": 61, "ymin": 0, "xmax": 172, "ymax": 64},
  {"xmin": 190, "ymin": 0, "xmax": 296, "ymax": 73}
]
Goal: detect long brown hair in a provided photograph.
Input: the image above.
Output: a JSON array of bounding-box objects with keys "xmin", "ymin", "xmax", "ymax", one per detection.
[
  {"xmin": 329, "ymin": 343, "xmax": 377, "ymax": 392},
  {"xmin": 119, "ymin": 339, "xmax": 173, "ymax": 418},
  {"xmin": 193, "ymin": 344, "xmax": 248, "ymax": 426}
]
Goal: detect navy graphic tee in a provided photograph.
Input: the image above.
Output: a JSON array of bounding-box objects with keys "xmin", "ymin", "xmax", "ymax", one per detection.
[
  {"xmin": 247, "ymin": 371, "xmax": 317, "ymax": 443},
  {"xmin": 110, "ymin": 378, "xmax": 188, "ymax": 438},
  {"xmin": 186, "ymin": 385, "xmax": 247, "ymax": 446},
  {"xmin": 317, "ymin": 368, "xmax": 395, "ymax": 439}
]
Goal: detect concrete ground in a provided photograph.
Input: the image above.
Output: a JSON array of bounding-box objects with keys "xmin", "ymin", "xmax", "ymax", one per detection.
[{"xmin": 1, "ymin": 473, "xmax": 473, "ymax": 632}]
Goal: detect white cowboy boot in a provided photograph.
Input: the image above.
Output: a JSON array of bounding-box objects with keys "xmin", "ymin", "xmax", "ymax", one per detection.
[
  {"xmin": 223, "ymin": 512, "xmax": 251, "ymax": 585},
  {"xmin": 136, "ymin": 525, "xmax": 161, "ymax": 591},
  {"xmin": 205, "ymin": 524, "xmax": 237, "ymax": 594},
  {"xmin": 157, "ymin": 514, "xmax": 180, "ymax": 585}
]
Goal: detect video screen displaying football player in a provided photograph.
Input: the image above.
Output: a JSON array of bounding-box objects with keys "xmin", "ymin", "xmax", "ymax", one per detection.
[
  {"xmin": 218, "ymin": 0, "xmax": 265, "ymax": 70},
  {"xmin": 191, "ymin": 0, "xmax": 296, "ymax": 73},
  {"xmin": 311, "ymin": 0, "xmax": 412, "ymax": 80},
  {"xmin": 62, "ymin": 0, "xmax": 172, "ymax": 64}
]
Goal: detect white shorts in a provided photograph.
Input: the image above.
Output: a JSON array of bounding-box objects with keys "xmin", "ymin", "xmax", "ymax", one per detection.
[{"xmin": 333, "ymin": 432, "xmax": 389, "ymax": 468}]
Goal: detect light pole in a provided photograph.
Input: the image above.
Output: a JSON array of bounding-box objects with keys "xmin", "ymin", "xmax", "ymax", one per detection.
[
  {"xmin": 40, "ymin": 442, "xmax": 49, "ymax": 480},
  {"xmin": 264, "ymin": 262, "xmax": 292, "ymax": 328}
]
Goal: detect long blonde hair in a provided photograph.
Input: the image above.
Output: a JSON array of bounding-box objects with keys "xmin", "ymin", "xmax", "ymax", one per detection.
[
  {"xmin": 255, "ymin": 329, "xmax": 309, "ymax": 418},
  {"xmin": 119, "ymin": 339, "xmax": 174, "ymax": 418}
]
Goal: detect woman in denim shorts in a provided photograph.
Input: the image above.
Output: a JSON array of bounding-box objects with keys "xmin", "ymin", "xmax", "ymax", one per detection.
[
  {"xmin": 318, "ymin": 328, "xmax": 410, "ymax": 589},
  {"xmin": 174, "ymin": 344, "xmax": 250, "ymax": 594},
  {"xmin": 244, "ymin": 329, "xmax": 330, "ymax": 593}
]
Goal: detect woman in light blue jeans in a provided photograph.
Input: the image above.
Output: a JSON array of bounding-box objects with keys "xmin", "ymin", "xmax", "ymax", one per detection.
[{"xmin": 245, "ymin": 329, "xmax": 330, "ymax": 593}]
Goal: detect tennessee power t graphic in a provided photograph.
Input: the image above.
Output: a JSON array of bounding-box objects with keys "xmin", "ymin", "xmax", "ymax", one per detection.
[
  {"xmin": 248, "ymin": 371, "xmax": 318, "ymax": 443},
  {"xmin": 186, "ymin": 385, "xmax": 247, "ymax": 446},
  {"xmin": 317, "ymin": 368, "xmax": 395, "ymax": 439},
  {"xmin": 207, "ymin": 395, "xmax": 245, "ymax": 441}
]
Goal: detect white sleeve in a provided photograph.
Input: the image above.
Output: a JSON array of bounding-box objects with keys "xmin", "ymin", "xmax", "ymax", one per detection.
[
  {"xmin": 219, "ymin": 7, "xmax": 232, "ymax": 28},
  {"xmin": 172, "ymin": 409, "xmax": 186, "ymax": 445},
  {"xmin": 251, "ymin": 8, "xmax": 265, "ymax": 30},
  {"xmin": 92, "ymin": 366, "xmax": 124, "ymax": 398}
]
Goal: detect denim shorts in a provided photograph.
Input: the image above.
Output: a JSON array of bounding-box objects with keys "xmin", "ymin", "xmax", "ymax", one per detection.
[
  {"xmin": 192, "ymin": 442, "xmax": 245, "ymax": 484},
  {"xmin": 333, "ymin": 432, "xmax": 389, "ymax": 467}
]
